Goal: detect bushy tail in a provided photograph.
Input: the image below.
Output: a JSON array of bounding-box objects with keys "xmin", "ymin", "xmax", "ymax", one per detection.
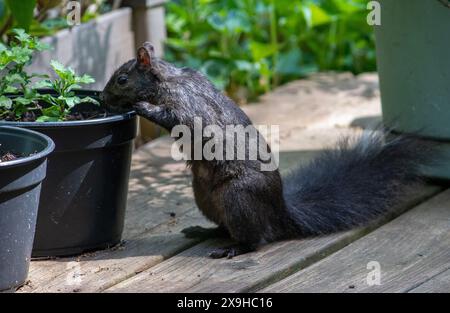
[{"xmin": 283, "ymin": 131, "xmax": 437, "ymax": 236}]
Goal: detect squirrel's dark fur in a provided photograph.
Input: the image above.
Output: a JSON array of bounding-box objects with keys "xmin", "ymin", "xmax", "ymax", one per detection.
[{"xmin": 103, "ymin": 43, "xmax": 434, "ymax": 258}]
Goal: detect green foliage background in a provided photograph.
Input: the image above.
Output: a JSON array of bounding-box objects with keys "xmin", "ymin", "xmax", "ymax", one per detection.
[{"xmin": 165, "ymin": 0, "xmax": 376, "ymax": 102}]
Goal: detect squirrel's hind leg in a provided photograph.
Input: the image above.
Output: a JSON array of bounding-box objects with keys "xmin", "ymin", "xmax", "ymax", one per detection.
[{"xmin": 206, "ymin": 187, "xmax": 271, "ymax": 259}]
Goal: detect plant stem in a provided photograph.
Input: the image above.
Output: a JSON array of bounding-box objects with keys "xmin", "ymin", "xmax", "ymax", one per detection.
[{"xmin": 221, "ymin": 32, "xmax": 229, "ymax": 57}]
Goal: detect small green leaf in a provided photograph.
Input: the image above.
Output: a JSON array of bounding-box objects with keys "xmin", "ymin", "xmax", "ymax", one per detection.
[
  {"xmin": 14, "ymin": 103, "xmax": 26, "ymax": 117},
  {"xmin": 50, "ymin": 60, "xmax": 75, "ymax": 80},
  {"xmin": 41, "ymin": 105, "xmax": 62, "ymax": 118},
  {"xmin": 80, "ymin": 96, "xmax": 99, "ymax": 106},
  {"xmin": 4, "ymin": 85, "xmax": 18, "ymax": 93},
  {"xmin": 34, "ymin": 80, "xmax": 53, "ymax": 89},
  {"xmin": 64, "ymin": 96, "xmax": 81, "ymax": 108},
  {"xmin": 67, "ymin": 84, "xmax": 82, "ymax": 92},
  {"xmin": 14, "ymin": 96, "xmax": 33, "ymax": 105},
  {"xmin": 11, "ymin": 28, "xmax": 31, "ymax": 42},
  {"xmin": 10, "ymin": 46, "xmax": 33, "ymax": 64},
  {"xmin": 0, "ymin": 96, "xmax": 12, "ymax": 109},
  {"xmin": 76, "ymin": 74, "xmax": 95, "ymax": 84},
  {"xmin": 5, "ymin": 73, "xmax": 26, "ymax": 85},
  {"xmin": 36, "ymin": 115, "xmax": 60, "ymax": 122},
  {"xmin": 38, "ymin": 93, "xmax": 58, "ymax": 106}
]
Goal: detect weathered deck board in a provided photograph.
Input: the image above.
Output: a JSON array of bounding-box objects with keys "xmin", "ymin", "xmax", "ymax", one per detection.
[
  {"xmin": 260, "ymin": 190, "xmax": 450, "ymax": 293},
  {"xmin": 26, "ymin": 210, "xmax": 212, "ymax": 293},
  {"xmin": 409, "ymin": 268, "xmax": 450, "ymax": 293},
  {"xmin": 104, "ymin": 186, "xmax": 440, "ymax": 293}
]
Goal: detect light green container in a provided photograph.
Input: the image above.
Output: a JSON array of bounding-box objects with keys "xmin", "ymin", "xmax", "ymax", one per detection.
[{"xmin": 375, "ymin": 0, "xmax": 450, "ymax": 179}]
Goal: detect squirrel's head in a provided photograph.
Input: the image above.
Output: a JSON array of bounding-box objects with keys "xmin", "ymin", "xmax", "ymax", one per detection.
[{"xmin": 102, "ymin": 42, "xmax": 172, "ymax": 113}]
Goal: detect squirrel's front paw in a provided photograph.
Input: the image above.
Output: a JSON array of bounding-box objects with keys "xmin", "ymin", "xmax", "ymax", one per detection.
[{"xmin": 133, "ymin": 101, "xmax": 158, "ymax": 114}]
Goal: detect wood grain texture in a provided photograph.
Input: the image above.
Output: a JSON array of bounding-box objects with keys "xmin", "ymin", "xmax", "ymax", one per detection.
[
  {"xmin": 261, "ymin": 189, "xmax": 450, "ymax": 293},
  {"xmin": 409, "ymin": 268, "xmax": 450, "ymax": 293},
  {"xmin": 104, "ymin": 186, "xmax": 440, "ymax": 293}
]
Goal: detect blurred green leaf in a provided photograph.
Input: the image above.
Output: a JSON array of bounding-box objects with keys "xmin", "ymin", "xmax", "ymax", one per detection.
[
  {"xmin": 303, "ymin": 3, "xmax": 332, "ymax": 28},
  {"xmin": 6, "ymin": 0, "xmax": 36, "ymax": 31},
  {"xmin": 332, "ymin": 0, "xmax": 366, "ymax": 14},
  {"xmin": 275, "ymin": 48, "xmax": 302, "ymax": 75},
  {"xmin": 249, "ymin": 41, "xmax": 277, "ymax": 61}
]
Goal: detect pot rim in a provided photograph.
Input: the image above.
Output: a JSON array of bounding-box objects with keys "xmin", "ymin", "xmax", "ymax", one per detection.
[{"xmin": 0, "ymin": 126, "xmax": 55, "ymax": 168}]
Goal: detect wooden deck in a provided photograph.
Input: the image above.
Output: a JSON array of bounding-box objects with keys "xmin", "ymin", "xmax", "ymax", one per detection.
[{"xmin": 19, "ymin": 73, "xmax": 450, "ymax": 293}]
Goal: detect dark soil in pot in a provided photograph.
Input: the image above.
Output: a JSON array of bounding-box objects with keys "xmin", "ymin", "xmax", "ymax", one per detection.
[
  {"xmin": 2, "ymin": 91, "xmax": 110, "ymax": 123},
  {"xmin": 0, "ymin": 126, "xmax": 54, "ymax": 291},
  {"xmin": 0, "ymin": 90, "xmax": 138, "ymax": 257}
]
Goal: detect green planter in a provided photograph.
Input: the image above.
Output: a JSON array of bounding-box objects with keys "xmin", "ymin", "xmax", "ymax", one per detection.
[{"xmin": 375, "ymin": 0, "xmax": 450, "ymax": 179}]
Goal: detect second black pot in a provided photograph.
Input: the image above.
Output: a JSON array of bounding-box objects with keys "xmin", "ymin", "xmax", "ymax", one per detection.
[
  {"xmin": 1, "ymin": 90, "xmax": 138, "ymax": 257},
  {"xmin": 0, "ymin": 126, "xmax": 54, "ymax": 291}
]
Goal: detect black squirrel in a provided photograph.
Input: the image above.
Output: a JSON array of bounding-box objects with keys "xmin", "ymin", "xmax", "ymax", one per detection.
[{"xmin": 102, "ymin": 42, "xmax": 434, "ymax": 258}]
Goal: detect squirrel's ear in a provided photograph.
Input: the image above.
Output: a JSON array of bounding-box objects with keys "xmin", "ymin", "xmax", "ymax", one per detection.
[{"xmin": 137, "ymin": 42, "xmax": 155, "ymax": 68}]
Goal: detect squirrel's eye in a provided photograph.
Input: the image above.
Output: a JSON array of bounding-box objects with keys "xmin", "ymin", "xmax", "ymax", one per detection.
[{"xmin": 117, "ymin": 75, "xmax": 128, "ymax": 85}]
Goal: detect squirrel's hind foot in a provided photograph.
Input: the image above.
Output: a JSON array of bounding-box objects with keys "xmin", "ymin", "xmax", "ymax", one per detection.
[{"xmin": 208, "ymin": 244, "xmax": 255, "ymax": 259}]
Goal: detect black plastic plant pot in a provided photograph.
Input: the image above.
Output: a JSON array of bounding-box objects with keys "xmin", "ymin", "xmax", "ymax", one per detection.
[
  {"xmin": 1, "ymin": 90, "xmax": 138, "ymax": 257},
  {"xmin": 0, "ymin": 126, "xmax": 54, "ymax": 291}
]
